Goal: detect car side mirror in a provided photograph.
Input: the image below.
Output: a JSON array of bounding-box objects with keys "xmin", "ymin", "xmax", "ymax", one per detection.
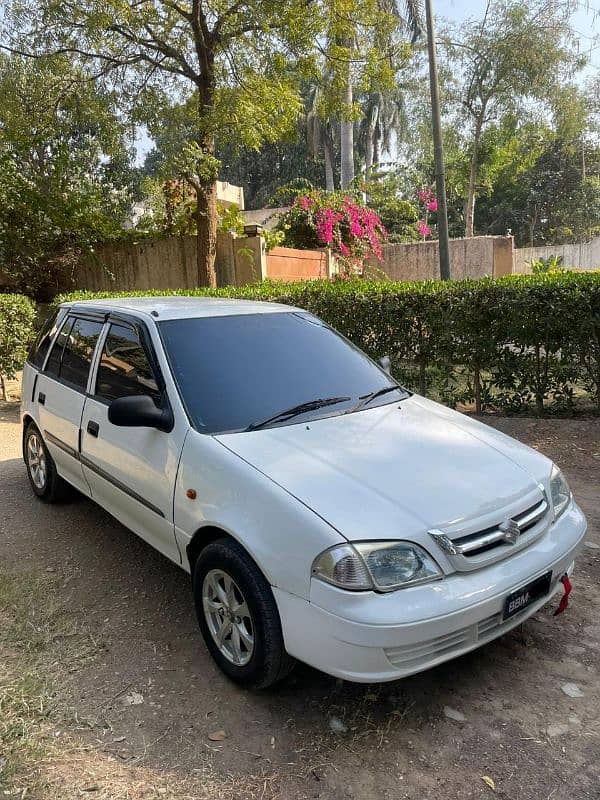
[
  {"xmin": 108, "ymin": 395, "xmax": 174, "ymax": 433},
  {"xmin": 378, "ymin": 355, "xmax": 392, "ymax": 375}
]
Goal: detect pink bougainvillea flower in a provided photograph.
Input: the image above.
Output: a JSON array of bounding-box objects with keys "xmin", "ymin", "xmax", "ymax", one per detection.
[
  {"xmin": 417, "ymin": 187, "xmax": 434, "ymax": 205},
  {"xmin": 426, "ymin": 198, "xmax": 438, "ymax": 213},
  {"xmin": 418, "ymin": 220, "xmax": 432, "ymax": 239},
  {"xmin": 284, "ymin": 190, "xmax": 387, "ymax": 264}
]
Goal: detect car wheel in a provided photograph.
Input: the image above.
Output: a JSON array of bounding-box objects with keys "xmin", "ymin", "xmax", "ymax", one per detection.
[
  {"xmin": 192, "ymin": 538, "xmax": 295, "ymax": 689},
  {"xmin": 23, "ymin": 423, "xmax": 73, "ymax": 503}
]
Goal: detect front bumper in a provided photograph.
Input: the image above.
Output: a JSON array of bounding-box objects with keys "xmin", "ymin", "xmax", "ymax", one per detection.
[{"xmin": 274, "ymin": 502, "xmax": 587, "ymax": 683}]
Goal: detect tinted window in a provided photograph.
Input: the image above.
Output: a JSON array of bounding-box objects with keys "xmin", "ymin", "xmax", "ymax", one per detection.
[
  {"xmin": 159, "ymin": 312, "xmax": 406, "ymax": 434},
  {"xmin": 45, "ymin": 317, "xmax": 75, "ymax": 378},
  {"xmin": 95, "ymin": 323, "xmax": 161, "ymax": 404},
  {"xmin": 29, "ymin": 309, "xmax": 61, "ymax": 368},
  {"xmin": 59, "ymin": 318, "xmax": 104, "ymax": 390}
]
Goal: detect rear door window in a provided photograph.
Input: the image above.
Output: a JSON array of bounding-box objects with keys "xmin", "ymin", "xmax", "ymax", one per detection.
[{"xmin": 44, "ymin": 316, "xmax": 104, "ymax": 391}]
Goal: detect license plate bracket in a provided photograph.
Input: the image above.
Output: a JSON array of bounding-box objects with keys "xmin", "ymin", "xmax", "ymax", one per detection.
[{"xmin": 503, "ymin": 571, "xmax": 552, "ymax": 621}]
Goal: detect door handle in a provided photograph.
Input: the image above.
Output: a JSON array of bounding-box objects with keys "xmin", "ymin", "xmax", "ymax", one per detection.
[
  {"xmin": 38, "ymin": 392, "xmax": 46, "ymax": 405},
  {"xmin": 87, "ymin": 420, "xmax": 100, "ymax": 438}
]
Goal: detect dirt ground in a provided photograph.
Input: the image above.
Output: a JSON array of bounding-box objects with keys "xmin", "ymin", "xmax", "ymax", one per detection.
[{"xmin": 1, "ymin": 399, "xmax": 599, "ymax": 800}]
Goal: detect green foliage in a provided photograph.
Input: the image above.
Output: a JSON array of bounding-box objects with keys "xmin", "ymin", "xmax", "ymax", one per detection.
[
  {"xmin": 56, "ymin": 271, "xmax": 600, "ymax": 413},
  {"xmin": 359, "ymin": 172, "xmax": 419, "ymax": 242},
  {"xmin": 261, "ymin": 229, "xmax": 286, "ymax": 251},
  {"xmin": 476, "ymin": 132, "xmax": 600, "ymax": 246},
  {"xmin": 530, "ymin": 256, "xmax": 565, "ymax": 275},
  {"xmin": 0, "ymin": 294, "xmax": 36, "ymax": 393},
  {"xmin": 217, "ymin": 205, "xmax": 246, "ymax": 237},
  {"xmin": 0, "ymin": 54, "xmax": 135, "ymax": 299}
]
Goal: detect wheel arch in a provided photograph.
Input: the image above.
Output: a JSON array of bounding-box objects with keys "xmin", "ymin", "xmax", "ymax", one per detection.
[
  {"xmin": 22, "ymin": 413, "xmax": 35, "ymax": 430},
  {"xmin": 186, "ymin": 524, "xmax": 271, "ymax": 586}
]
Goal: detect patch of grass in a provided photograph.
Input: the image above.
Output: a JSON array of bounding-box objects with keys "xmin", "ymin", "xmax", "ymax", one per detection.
[
  {"xmin": 0, "ymin": 568, "xmax": 284, "ymax": 799},
  {"xmin": 0, "ymin": 571, "xmax": 61, "ymax": 792}
]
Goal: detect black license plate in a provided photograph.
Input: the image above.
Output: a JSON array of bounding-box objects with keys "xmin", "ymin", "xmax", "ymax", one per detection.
[{"xmin": 503, "ymin": 571, "xmax": 552, "ymax": 621}]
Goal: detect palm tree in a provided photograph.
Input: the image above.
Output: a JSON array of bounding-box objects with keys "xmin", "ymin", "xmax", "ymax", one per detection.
[
  {"xmin": 305, "ymin": 82, "xmax": 337, "ymax": 191},
  {"xmin": 358, "ymin": 85, "xmax": 408, "ymax": 175},
  {"xmin": 339, "ymin": 0, "xmax": 423, "ymax": 188}
]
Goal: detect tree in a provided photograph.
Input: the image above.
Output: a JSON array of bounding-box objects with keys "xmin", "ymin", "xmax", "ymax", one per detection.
[
  {"xmin": 4, "ymin": 0, "xmax": 321, "ymax": 287},
  {"xmin": 320, "ymin": 0, "xmax": 422, "ymax": 189},
  {"xmin": 477, "ymin": 132, "xmax": 600, "ymax": 246},
  {"xmin": 0, "ymin": 54, "xmax": 134, "ymax": 298},
  {"xmin": 306, "ymin": 81, "xmax": 338, "ymax": 191},
  {"xmin": 444, "ymin": 0, "xmax": 581, "ymax": 237},
  {"xmin": 358, "ymin": 87, "xmax": 407, "ymax": 175}
]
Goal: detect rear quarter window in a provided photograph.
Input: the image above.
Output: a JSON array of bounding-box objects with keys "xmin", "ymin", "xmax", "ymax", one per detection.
[{"xmin": 28, "ymin": 309, "xmax": 62, "ymax": 369}]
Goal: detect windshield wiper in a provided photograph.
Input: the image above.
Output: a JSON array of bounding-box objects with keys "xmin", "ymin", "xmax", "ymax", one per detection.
[
  {"xmin": 347, "ymin": 386, "xmax": 402, "ymax": 415},
  {"xmin": 245, "ymin": 396, "xmax": 351, "ymax": 432}
]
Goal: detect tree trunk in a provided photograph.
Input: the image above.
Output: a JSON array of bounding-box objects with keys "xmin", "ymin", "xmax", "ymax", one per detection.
[
  {"xmin": 365, "ymin": 125, "xmax": 375, "ymax": 176},
  {"xmin": 474, "ymin": 366, "xmax": 481, "ymax": 414},
  {"xmin": 340, "ymin": 62, "xmax": 354, "ymax": 189},
  {"xmin": 464, "ymin": 116, "xmax": 484, "ymax": 238},
  {"xmin": 372, "ymin": 132, "xmax": 380, "ymax": 171},
  {"xmin": 195, "ymin": 68, "xmax": 218, "ymax": 288},
  {"xmin": 324, "ymin": 134, "xmax": 335, "ymax": 192},
  {"xmin": 196, "ymin": 180, "xmax": 218, "ymax": 287}
]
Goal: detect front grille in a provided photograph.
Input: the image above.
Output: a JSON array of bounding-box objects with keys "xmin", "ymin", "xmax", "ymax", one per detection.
[
  {"xmin": 429, "ymin": 494, "xmax": 550, "ymax": 570},
  {"xmin": 451, "ymin": 498, "xmax": 548, "ymax": 558}
]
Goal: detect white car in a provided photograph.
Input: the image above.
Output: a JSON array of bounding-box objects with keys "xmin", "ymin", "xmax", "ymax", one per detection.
[{"xmin": 21, "ymin": 297, "xmax": 587, "ymax": 688}]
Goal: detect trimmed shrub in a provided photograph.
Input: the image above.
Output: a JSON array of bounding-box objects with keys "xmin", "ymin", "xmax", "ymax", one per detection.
[
  {"xmin": 55, "ymin": 271, "xmax": 600, "ymax": 414},
  {"xmin": 0, "ymin": 293, "xmax": 36, "ymax": 399}
]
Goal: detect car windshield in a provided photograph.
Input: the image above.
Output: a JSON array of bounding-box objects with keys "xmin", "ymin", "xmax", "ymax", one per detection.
[{"xmin": 158, "ymin": 311, "xmax": 408, "ymax": 434}]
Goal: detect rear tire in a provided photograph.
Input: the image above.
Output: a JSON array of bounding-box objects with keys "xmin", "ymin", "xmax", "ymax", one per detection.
[
  {"xmin": 192, "ymin": 538, "xmax": 295, "ymax": 689},
  {"xmin": 23, "ymin": 422, "xmax": 74, "ymax": 503}
]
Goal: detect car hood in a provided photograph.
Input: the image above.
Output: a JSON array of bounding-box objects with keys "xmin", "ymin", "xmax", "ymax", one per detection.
[{"xmin": 215, "ymin": 395, "xmax": 552, "ymax": 544}]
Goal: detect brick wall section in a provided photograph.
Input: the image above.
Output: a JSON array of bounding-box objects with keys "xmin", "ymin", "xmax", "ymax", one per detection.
[{"xmin": 266, "ymin": 247, "xmax": 329, "ymax": 281}]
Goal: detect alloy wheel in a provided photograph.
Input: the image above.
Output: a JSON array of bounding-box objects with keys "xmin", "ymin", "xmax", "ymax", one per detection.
[
  {"xmin": 27, "ymin": 433, "xmax": 47, "ymax": 490},
  {"xmin": 202, "ymin": 568, "xmax": 255, "ymax": 666}
]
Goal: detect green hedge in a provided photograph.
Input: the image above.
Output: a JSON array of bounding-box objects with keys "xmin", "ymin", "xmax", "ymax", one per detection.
[
  {"xmin": 56, "ymin": 272, "xmax": 600, "ymax": 414},
  {"xmin": 0, "ymin": 293, "xmax": 36, "ymax": 399}
]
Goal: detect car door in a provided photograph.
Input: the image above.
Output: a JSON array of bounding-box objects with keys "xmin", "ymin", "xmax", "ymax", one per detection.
[
  {"xmin": 36, "ymin": 313, "xmax": 105, "ymax": 494},
  {"xmin": 80, "ymin": 316, "xmax": 185, "ymax": 564}
]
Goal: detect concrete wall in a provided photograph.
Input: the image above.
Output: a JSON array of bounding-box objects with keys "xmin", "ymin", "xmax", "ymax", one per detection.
[
  {"xmin": 513, "ymin": 236, "xmax": 600, "ymax": 274},
  {"xmin": 74, "ymin": 234, "xmax": 332, "ymax": 292},
  {"xmin": 365, "ymin": 236, "xmax": 514, "ymax": 281},
  {"xmin": 71, "ymin": 233, "xmax": 516, "ymax": 294},
  {"xmin": 74, "ymin": 233, "xmax": 259, "ymax": 292},
  {"xmin": 75, "ymin": 236, "xmax": 200, "ymax": 292}
]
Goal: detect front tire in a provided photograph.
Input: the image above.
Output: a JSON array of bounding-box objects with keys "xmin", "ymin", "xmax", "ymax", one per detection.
[
  {"xmin": 192, "ymin": 538, "xmax": 295, "ymax": 689},
  {"xmin": 23, "ymin": 423, "xmax": 73, "ymax": 503}
]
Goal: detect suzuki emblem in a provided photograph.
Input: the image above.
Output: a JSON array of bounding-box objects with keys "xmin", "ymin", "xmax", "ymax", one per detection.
[{"xmin": 500, "ymin": 518, "xmax": 521, "ymax": 544}]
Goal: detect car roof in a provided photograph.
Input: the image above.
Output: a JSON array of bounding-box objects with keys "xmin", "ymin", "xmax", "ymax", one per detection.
[{"xmin": 63, "ymin": 295, "xmax": 300, "ymax": 321}]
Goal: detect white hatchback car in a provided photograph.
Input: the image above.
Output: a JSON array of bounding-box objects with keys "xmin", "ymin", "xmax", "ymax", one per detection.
[{"xmin": 21, "ymin": 297, "xmax": 587, "ymax": 688}]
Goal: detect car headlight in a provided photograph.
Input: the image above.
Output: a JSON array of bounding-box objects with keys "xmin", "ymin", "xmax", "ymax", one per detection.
[
  {"xmin": 312, "ymin": 541, "xmax": 443, "ymax": 592},
  {"xmin": 550, "ymin": 465, "xmax": 571, "ymax": 520}
]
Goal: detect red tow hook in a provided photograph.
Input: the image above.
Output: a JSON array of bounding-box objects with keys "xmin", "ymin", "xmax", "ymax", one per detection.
[{"xmin": 554, "ymin": 574, "xmax": 573, "ymax": 617}]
